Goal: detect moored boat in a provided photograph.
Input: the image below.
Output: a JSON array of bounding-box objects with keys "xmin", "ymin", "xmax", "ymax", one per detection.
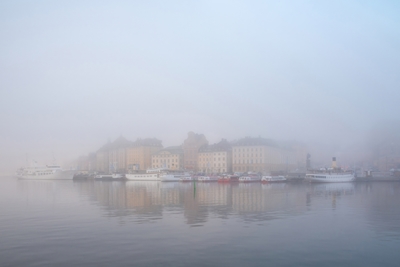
[
  {"xmin": 125, "ymin": 169, "xmax": 163, "ymax": 181},
  {"xmin": 180, "ymin": 176, "xmax": 194, "ymax": 182},
  {"xmin": 306, "ymin": 157, "xmax": 355, "ymax": 183},
  {"xmin": 16, "ymin": 164, "xmax": 75, "ymax": 180},
  {"xmin": 197, "ymin": 176, "xmax": 219, "ymax": 182},
  {"xmin": 218, "ymin": 175, "xmax": 239, "ymax": 183},
  {"xmin": 239, "ymin": 175, "xmax": 261, "ymax": 183},
  {"xmin": 261, "ymin": 175, "xmax": 287, "ymax": 183},
  {"xmin": 160, "ymin": 172, "xmax": 191, "ymax": 182},
  {"xmin": 94, "ymin": 173, "xmax": 125, "ymax": 181},
  {"xmin": 305, "ymin": 173, "xmax": 355, "ymax": 183}
]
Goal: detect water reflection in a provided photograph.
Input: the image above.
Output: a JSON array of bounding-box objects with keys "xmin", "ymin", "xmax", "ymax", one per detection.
[
  {"xmin": 70, "ymin": 181, "xmax": 311, "ymax": 225},
  {"xmin": 13, "ymin": 178, "xmax": 400, "ymax": 236}
]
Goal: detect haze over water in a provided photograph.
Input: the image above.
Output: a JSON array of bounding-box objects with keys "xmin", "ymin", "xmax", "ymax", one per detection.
[
  {"xmin": 1, "ymin": 1, "xmax": 400, "ymax": 172},
  {"xmin": 1, "ymin": 177, "xmax": 400, "ymax": 267}
]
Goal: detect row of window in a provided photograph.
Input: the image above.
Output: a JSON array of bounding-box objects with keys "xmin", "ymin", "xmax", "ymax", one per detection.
[
  {"xmin": 233, "ymin": 148, "xmax": 263, "ymax": 152},
  {"xmin": 199, "ymin": 157, "xmax": 225, "ymax": 162},
  {"xmin": 201, "ymin": 163, "xmax": 226, "ymax": 168},
  {"xmin": 234, "ymin": 154, "xmax": 262, "ymax": 158},
  {"xmin": 234, "ymin": 159, "xmax": 264, "ymax": 164},
  {"xmin": 153, "ymin": 159, "xmax": 179, "ymax": 163}
]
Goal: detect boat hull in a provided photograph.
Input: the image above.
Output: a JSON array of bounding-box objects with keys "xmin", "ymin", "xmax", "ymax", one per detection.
[{"xmin": 306, "ymin": 174, "xmax": 355, "ymax": 183}]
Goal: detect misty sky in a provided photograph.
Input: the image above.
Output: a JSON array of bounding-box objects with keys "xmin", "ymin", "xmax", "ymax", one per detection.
[{"xmin": 1, "ymin": 0, "xmax": 399, "ymax": 172}]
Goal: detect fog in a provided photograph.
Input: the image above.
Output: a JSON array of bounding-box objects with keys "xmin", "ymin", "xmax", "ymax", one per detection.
[{"xmin": 1, "ymin": 1, "xmax": 399, "ymax": 173}]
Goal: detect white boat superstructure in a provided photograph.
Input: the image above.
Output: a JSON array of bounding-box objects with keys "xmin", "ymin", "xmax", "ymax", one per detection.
[
  {"xmin": 16, "ymin": 165, "xmax": 74, "ymax": 180},
  {"xmin": 180, "ymin": 176, "xmax": 194, "ymax": 182},
  {"xmin": 305, "ymin": 173, "xmax": 355, "ymax": 183},
  {"xmin": 197, "ymin": 176, "xmax": 218, "ymax": 182},
  {"xmin": 261, "ymin": 175, "xmax": 287, "ymax": 183},
  {"xmin": 160, "ymin": 173, "xmax": 191, "ymax": 182},
  {"xmin": 125, "ymin": 168, "xmax": 165, "ymax": 181},
  {"xmin": 239, "ymin": 176, "xmax": 261, "ymax": 182}
]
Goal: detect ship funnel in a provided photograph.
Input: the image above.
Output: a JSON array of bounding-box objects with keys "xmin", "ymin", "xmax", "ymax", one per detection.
[{"xmin": 332, "ymin": 157, "xmax": 337, "ymax": 169}]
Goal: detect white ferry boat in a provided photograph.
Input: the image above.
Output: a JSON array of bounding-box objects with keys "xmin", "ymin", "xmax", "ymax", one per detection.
[
  {"xmin": 306, "ymin": 157, "xmax": 355, "ymax": 183},
  {"xmin": 305, "ymin": 173, "xmax": 355, "ymax": 183},
  {"xmin": 261, "ymin": 175, "xmax": 287, "ymax": 183},
  {"xmin": 239, "ymin": 176, "xmax": 261, "ymax": 182},
  {"xmin": 16, "ymin": 165, "xmax": 75, "ymax": 180},
  {"xmin": 160, "ymin": 172, "xmax": 191, "ymax": 182},
  {"xmin": 125, "ymin": 169, "xmax": 164, "ymax": 181},
  {"xmin": 197, "ymin": 176, "xmax": 218, "ymax": 182}
]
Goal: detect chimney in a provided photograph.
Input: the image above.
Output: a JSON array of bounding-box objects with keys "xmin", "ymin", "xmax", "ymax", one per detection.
[{"xmin": 332, "ymin": 157, "xmax": 337, "ymax": 169}]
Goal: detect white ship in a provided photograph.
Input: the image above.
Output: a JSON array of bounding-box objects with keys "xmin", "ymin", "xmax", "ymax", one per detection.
[
  {"xmin": 305, "ymin": 173, "xmax": 355, "ymax": 183},
  {"xmin": 16, "ymin": 165, "xmax": 74, "ymax": 180},
  {"xmin": 306, "ymin": 157, "xmax": 355, "ymax": 183},
  {"xmin": 125, "ymin": 169, "xmax": 163, "ymax": 181}
]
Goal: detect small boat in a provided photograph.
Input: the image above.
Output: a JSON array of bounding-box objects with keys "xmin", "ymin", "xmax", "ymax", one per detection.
[
  {"xmin": 197, "ymin": 176, "xmax": 219, "ymax": 182},
  {"xmin": 239, "ymin": 175, "xmax": 261, "ymax": 183},
  {"xmin": 218, "ymin": 175, "xmax": 239, "ymax": 183},
  {"xmin": 261, "ymin": 175, "xmax": 287, "ymax": 183}
]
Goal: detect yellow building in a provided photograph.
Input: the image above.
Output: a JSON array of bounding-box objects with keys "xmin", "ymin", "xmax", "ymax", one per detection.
[
  {"xmin": 182, "ymin": 131, "xmax": 208, "ymax": 171},
  {"xmin": 152, "ymin": 146, "xmax": 183, "ymax": 170},
  {"xmin": 126, "ymin": 138, "xmax": 163, "ymax": 172},
  {"xmin": 198, "ymin": 139, "xmax": 232, "ymax": 174},
  {"xmin": 232, "ymin": 137, "xmax": 297, "ymax": 174}
]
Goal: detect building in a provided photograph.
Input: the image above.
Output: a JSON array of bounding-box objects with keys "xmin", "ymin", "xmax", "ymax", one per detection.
[
  {"xmin": 126, "ymin": 138, "xmax": 163, "ymax": 172},
  {"xmin": 151, "ymin": 146, "xmax": 184, "ymax": 170},
  {"xmin": 182, "ymin": 132, "xmax": 208, "ymax": 171},
  {"xmin": 198, "ymin": 139, "xmax": 232, "ymax": 174},
  {"xmin": 96, "ymin": 142, "xmax": 111, "ymax": 173},
  {"xmin": 231, "ymin": 137, "xmax": 296, "ymax": 174},
  {"xmin": 108, "ymin": 136, "xmax": 131, "ymax": 173}
]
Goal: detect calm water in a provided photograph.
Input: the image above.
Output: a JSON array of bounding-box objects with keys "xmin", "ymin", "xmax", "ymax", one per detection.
[{"xmin": 1, "ymin": 177, "xmax": 400, "ymax": 267}]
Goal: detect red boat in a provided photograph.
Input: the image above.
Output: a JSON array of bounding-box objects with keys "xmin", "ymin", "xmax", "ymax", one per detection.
[{"xmin": 218, "ymin": 175, "xmax": 240, "ymax": 183}]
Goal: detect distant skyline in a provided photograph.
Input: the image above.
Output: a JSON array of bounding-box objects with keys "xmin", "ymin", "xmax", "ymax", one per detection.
[{"xmin": 1, "ymin": 0, "xmax": 400, "ymax": 173}]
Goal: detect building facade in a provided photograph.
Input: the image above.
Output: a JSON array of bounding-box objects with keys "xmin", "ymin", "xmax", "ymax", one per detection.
[
  {"xmin": 96, "ymin": 142, "xmax": 111, "ymax": 173},
  {"xmin": 126, "ymin": 138, "xmax": 163, "ymax": 172},
  {"xmin": 151, "ymin": 146, "xmax": 184, "ymax": 170},
  {"xmin": 108, "ymin": 136, "xmax": 131, "ymax": 173},
  {"xmin": 231, "ymin": 137, "xmax": 296, "ymax": 174},
  {"xmin": 182, "ymin": 132, "xmax": 208, "ymax": 171},
  {"xmin": 198, "ymin": 139, "xmax": 232, "ymax": 174}
]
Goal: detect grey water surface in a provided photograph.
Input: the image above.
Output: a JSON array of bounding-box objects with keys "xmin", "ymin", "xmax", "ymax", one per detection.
[{"xmin": 1, "ymin": 177, "xmax": 400, "ymax": 267}]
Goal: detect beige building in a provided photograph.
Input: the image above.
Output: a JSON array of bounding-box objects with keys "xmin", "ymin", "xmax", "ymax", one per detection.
[
  {"xmin": 182, "ymin": 132, "xmax": 208, "ymax": 171},
  {"xmin": 198, "ymin": 139, "xmax": 232, "ymax": 174},
  {"xmin": 152, "ymin": 146, "xmax": 184, "ymax": 170},
  {"xmin": 232, "ymin": 137, "xmax": 297, "ymax": 174},
  {"xmin": 126, "ymin": 138, "xmax": 163, "ymax": 172}
]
